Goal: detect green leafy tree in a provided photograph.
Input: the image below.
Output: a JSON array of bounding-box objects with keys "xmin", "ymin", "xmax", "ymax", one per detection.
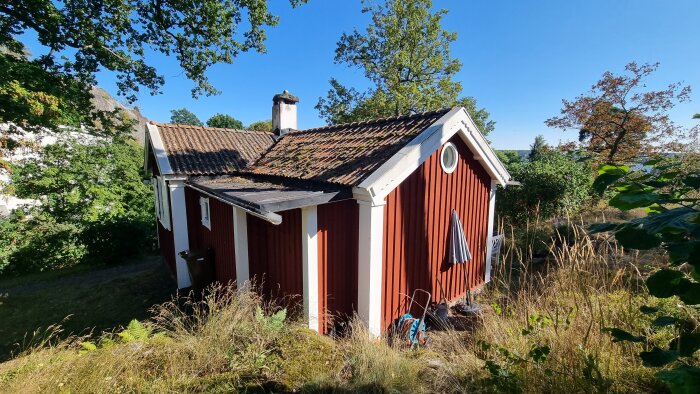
[
  {"xmin": 170, "ymin": 108, "xmax": 202, "ymax": 126},
  {"xmin": 1, "ymin": 138, "xmax": 154, "ymax": 274},
  {"xmin": 206, "ymin": 113, "xmax": 243, "ymax": 129},
  {"xmin": 546, "ymin": 62, "xmax": 695, "ymax": 164},
  {"xmin": 590, "ymin": 158, "xmax": 700, "ymax": 392},
  {"xmin": 496, "ymin": 150, "xmax": 522, "ymax": 168},
  {"xmin": 247, "ymin": 119, "xmax": 273, "ymax": 132},
  {"xmin": 497, "ymin": 150, "xmax": 592, "ymax": 224},
  {"xmin": 528, "ymin": 135, "xmax": 550, "ymax": 162},
  {"xmin": 315, "ymin": 0, "xmax": 494, "ymax": 134},
  {"xmin": 0, "ymin": 0, "xmax": 306, "ymax": 134}
]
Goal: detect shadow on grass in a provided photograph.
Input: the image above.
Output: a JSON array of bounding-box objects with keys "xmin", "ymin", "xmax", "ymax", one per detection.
[{"xmin": 0, "ymin": 257, "xmax": 175, "ymax": 361}]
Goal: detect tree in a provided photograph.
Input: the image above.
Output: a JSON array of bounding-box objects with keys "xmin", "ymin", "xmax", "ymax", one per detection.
[
  {"xmin": 496, "ymin": 150, "xmax": 522, "ymax": 168},
  {"xmin": 546, "ymin": 62, "xmax": 695, "ymax": 164},
  {"xmin": 315, "ymin": 0, "xmax": 494, "ymax": 135},
  {"xmin": 2, "ymin": 138, "xmax": 154, "ymax": 273},
  {"xmin": 528, "ymin": 135, "xmax": 550, "ymax": 161},
  {"xmin": 170, "ymin": 108, "xmax": 202, "ymax": 126},
  {"xmin": 247, "ymin": 119, "xmax": 273, "ymax": 132},
  {"xmin": 0, "ymin": 0, "xmax": 306, "ymax": 134},
  {"xmin": 207, "ymin": 113, "xmax": 243, "ymax": 129},
  {"xmin": 497, "ymin": 150, "xmax": 592, "ymax": 224}
]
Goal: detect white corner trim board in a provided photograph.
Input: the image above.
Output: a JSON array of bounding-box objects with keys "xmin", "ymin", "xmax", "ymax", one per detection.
[
  {"xmin": 232, "ymin": 207, "xmax": 250, "ymax": 288},
  {"xmin": 484, "ymin": 180, "xmax": 498, "ymax": 283},
  {"xmin": 356, "ymin": 197, "xmax": 385, "ymax": 337},
  {"xmin": 147, "ymin": 124, "xmax": 173, "ymax": 176},
  {"xmin": 168, "ymin": 179, "xmax": 191, "ymax": 289},
  {"xmin": 301, "ymin": 206, "xmax": 320, "ymax": 332},
  {"xmin": 356, "ymin": 107, "xmax": 511, "ymax": 205}
]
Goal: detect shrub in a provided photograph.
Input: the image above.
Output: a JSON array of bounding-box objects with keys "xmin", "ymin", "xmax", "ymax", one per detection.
[
  {"xmin": 0, "ymin": 138, "xmax": 155, "ymax": 275},
  {"xmin": 497, "ymin": 150, "xmax": 592, "ymax": 224}
]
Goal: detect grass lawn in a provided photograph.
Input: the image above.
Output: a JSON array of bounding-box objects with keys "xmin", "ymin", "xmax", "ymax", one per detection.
[{"xmin": 0, "ymin": 257, "xmax": 175, "ymax": 361}]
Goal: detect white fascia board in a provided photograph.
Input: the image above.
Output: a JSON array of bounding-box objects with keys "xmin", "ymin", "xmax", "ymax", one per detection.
[
  {"xmin": 356, "ymin": 108, "xmax": 461, "ymax": 203},
  {"xmin": 356, "ymin": 107, "xmax": 511, "ymax": 202},
  {"xmin": 147, "ymin": 123, "xmax": 174, "ymax": 176},
  {"xmin": 458, "ymin": 109, "xmax": 511, "ymax": 186}
]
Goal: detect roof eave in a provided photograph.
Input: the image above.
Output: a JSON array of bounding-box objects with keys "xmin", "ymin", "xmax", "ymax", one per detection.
[
  {"xmin": 146, "ymin": 123, "xmax": 174, "ymax": 176},
  {"xmin": 355, "ymin": 107, "xmax": 511, "ymax": 204}
]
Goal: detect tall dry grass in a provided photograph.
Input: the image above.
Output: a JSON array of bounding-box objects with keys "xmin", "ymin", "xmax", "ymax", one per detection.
[{"xmin": 0, "ymin": 220, "xmax": 674, "ymax": 393}]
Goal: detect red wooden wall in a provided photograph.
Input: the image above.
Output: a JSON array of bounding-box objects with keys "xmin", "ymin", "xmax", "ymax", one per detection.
[
  {"xmin": 247, "ymin": 209, "xmax": 303, "ymax": 307},
  {"xmin": 317, "ymin": 200, "xmax": 359, "ymax": 333},
  {"xmin": 381, "ymin": 135, "xmax": 491, "ymax": 330},
  {"xmin": 157, "ymin": 220, "xmax": 176, "ymax": 275},
  {"xmin": 185, "ymin": 187, "xmax": 237, "ymax": 284}
]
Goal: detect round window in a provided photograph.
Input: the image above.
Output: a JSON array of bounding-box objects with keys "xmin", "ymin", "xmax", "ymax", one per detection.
[{"xmin": 440, "ymin": 142, "xmax": 458, "ymax": 173}]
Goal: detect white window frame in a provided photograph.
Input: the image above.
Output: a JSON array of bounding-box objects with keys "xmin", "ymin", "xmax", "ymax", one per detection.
[
  {"xmin": 440, "ymin": 142, "xmax": 458, "ymax": 174},
  {"xmin": 153, "ymin": 176, "xmax": 171, "ymax": 230},
  {"xmin": 200, "ymin": 196, "xmax": 211, "ymax": 229}
]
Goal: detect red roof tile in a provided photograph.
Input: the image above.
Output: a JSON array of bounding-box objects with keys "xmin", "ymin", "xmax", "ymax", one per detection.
[
  {"xmin": 249, "ymin": 108, "xmax": 451, "ymax": 186},
  {"xmin": 157, "ymin": 124, "xmax": 275, "ymax": 175}
]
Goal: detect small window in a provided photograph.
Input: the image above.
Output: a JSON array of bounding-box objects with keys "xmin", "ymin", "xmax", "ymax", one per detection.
[
  {"xmin": 440, "ymin": 142, "xmax": 458, "ymax": 173},
  {"xmin": 200, "ymin": 197, "xmax": 211, "ymax": 229}
]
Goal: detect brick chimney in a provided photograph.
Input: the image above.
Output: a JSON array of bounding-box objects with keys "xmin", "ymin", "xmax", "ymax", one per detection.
[{"xmin": 272, "ymin": 90, "xmax": 299, "ymax": 137}]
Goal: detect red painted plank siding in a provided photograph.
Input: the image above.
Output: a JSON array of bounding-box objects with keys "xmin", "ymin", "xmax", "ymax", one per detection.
[
  {"xmin": 157, "ymin": 220, "xmax": 176, "ymax": 274},
  {"xmin": 185, "ymin": 187, "xmax": 237, "ymax": 285},
  {"xmin": 247, "ymin": 209, "xmax": 303, "ymax": 308},
  {"xmin": 381, "ymin": 135, "xmax": 491, "ymax": 330},
  {"xmin": 317, "ymin": 200, "xmax": 359, "ymax": 333}
]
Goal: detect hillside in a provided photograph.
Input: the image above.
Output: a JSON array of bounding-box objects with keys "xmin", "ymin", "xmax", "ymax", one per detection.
[{"xmin": 90, "ymin": 87, "xmax": 150, "ymax": 145}]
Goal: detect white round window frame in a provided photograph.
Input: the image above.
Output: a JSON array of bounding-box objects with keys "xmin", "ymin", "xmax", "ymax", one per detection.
[{"xmin": 440, "ymin": 142, "xmax": 458, "ymax": 174}]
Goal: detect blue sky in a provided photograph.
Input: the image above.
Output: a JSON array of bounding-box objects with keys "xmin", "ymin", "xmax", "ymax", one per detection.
[{"xmin": 24, "ymin": 0, "xmax": 700, "ymax": 149}]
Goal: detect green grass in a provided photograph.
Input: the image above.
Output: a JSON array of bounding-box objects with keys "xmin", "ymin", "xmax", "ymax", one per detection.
[
  {"xmin": 0, "ymin": 222, "xmax": 689, "ymax": 393},
  {"xmin": 0, "ymin": 258, "xmax": 174, "ymax": 361}
]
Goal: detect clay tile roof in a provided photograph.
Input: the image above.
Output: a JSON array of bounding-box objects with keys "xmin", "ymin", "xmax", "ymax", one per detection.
[
  {"xmin": 249, "ymin": 108, "xmax": 452, "ymax": 186},
  {"xmin": 156, "ymin": 124, "xmax": 275, "ymax": 175}
]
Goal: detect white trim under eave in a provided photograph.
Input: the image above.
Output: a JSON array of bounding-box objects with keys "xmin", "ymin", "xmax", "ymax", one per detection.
[
  {"xmin": 147, "ymin": 123, "xmax": 174, "ymax": 176},
  {"xmin": 356, "ymin": 107, "xmax": 511, "ymax": 204}
]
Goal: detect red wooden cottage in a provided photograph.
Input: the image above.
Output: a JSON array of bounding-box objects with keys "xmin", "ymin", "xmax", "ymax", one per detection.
[{"xmin": 145, "ymin": 91, "xmax": 510, "ymax": 336}]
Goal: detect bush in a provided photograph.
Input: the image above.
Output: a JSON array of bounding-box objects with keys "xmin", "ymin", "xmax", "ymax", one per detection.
[
  {"xmin": 497, "ymin": 150, "xmax": 592, "ymax": 224},
  {"xmin": 0, "ymin": 138, "xmax": 155, "ymax": 275}
]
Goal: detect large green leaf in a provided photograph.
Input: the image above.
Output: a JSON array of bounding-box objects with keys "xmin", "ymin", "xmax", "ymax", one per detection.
[
  {"xmin": 639, "ymin": 207, "xmax": 697, "ymax": 235},
  {"xmin": 639, "ymin": 305, "xmax": 660, "ymax": 314},
  {"xmin": 593, "ymin": 165, "xmax": 629, "ymax": 195},
  {"xmin": 678, "ymin": 281, "xmax": 700, "ymax": 305},
  {"xmin": 656, "ymin": 365, "xmax": 700, "ymax": 394},
  {"xmin": 689, "ymin": 241, "xmax": 700, "ymax": 268},
  {"xmin": 587, "ymin": 222, "xmax": 619, "ymax": 234},
  {"xmin": 682, "ymin": 174, "xmax": 700, "ymax": 189},
  {"xmin": 640, "ymin": 347, "xmax": 679, "ymax": 367},
  {"xmin": 609, "ymin": 191, "xmax": 659, "ymax": 210},
  {"xmin": 646, "ymin": 270, "xmax": 686, "ymax": 298},
  {"xmin": 670, "ymin": 333, "xmax": 700, "ymax": 357},
  {"xmin": 603, "ymin": 327, "xmax": 645, "ymax": 343},
  {"xmin": 652, "ymin": 316, "xmax": 680, "ymax": 328},
  {"xmin": 666, "ymin": 241, "xmax": 695, "ymax": 265},
  {"xmin": 615, "ymin": 226, "xmax": 661, "ymax": 250}
]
